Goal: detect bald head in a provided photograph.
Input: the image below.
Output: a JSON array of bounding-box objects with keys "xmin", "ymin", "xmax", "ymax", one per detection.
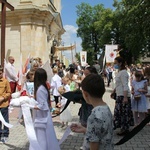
[{"xmin": 8, "ymin": 56, "xmax": 15, "ymax": 64}]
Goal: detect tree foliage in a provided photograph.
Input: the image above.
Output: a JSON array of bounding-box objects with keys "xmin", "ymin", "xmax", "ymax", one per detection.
[
  {"xmin": 113, "ymin": 0, "xmax": 150, "ymax": 64},
  {"xmin": 75, "ymin": 52, "xmax": 80, "ymax": 62},
  {"xmin": 76, "ymin": 0, "xmax": 150, "ymax": 65},
  {"xmin": 76, "ymin": 3, "xmax": 113, "ymax": 65}
]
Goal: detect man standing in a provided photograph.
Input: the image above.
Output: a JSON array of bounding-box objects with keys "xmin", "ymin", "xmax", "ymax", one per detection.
[
  {"xmin": 0, "ymin": 66, "xmax": 11, "ymax": 143},
  {"xmin": 105, "ymin": 63, "xmax": 113, "ymax": 87},
  {"xmin": 5, "ymin": 56, "xmax": 18, "ymax": 93},
  {"xmin": 93, "ymin": 61, "xmax": 101, "ymax": 74}
]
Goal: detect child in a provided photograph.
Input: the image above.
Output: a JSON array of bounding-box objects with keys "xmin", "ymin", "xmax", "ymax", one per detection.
[
  {"xmin": 0, "ymin": 66, "xmax": 11, "ymax": 143},
  {"xmin": 69, "ymin": 76, "xmax": 77, "ymax": 91},
  {"xmin": 70, "ymin": 74, "xmax": 114, "ymax": 150},
  {"xmin": 131, "ymin": 71, "xmax": 148, "ymax": 127},
  {"xmin": 51, "ymin": 68, "xmax": 62, "ymax": 107},
  {"xmin": 31, "ymin": 68, "xmax": 60, "ymax": 150},
  {"xmin": 66, "ymin": 67, "xmax": 78, "ymax": 91},
  {"xmin": 24, "ymin": 70, "xmax": 35, "ymax": 97},
  {"xmin": 58, "ymin": 77, "xmax": 72, "ymax": 127}
]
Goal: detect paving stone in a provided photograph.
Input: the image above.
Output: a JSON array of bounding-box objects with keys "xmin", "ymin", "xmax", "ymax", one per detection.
[{"xmin": 0, "ymin": 86, "xmax": 149, "ymax": 149}]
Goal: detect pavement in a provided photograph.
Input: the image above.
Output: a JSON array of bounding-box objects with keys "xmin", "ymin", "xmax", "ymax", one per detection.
[{"xmin": 0, "ymin": 86, "xmax": 150, "ymax": 150}]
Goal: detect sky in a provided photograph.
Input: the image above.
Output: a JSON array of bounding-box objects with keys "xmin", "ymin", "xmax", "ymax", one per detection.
[{"xmin": 61, "ymin": 0, "xmax": 114, "ymax": 61}]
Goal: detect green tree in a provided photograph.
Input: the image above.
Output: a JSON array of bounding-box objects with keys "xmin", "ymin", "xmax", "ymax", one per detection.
[
  {"xmin": 113, "ymin": 0, "xmax": 150, "ymax": 63},
  {"xmin": 76, "ymin": 1, "xmax": 150, "ymax": 65},
  {"xmin": 75, "ymin": 52, "xmax": 80, "ymax": 62},
  {"xmin": 76, "ymin": 3, "xmax": 114, "ymax": 65}
]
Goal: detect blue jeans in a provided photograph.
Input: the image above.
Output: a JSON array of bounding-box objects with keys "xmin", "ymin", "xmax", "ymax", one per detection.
[{"xmin": 0, "ymin": 107, "xmax": 9, "ymax": 137}]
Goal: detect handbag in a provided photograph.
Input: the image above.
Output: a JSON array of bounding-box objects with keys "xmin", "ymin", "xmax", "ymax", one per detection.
[
  {"xmin": 134, "ymin": 94, "xmax": 141, "ymax": 101},
  {"xmin": 111, "ymin": 92, "xmax": 117, "ymax": 100},
  {"xmin": 34, "ymin": 117, "xmax": 48, "ymax": 128}
]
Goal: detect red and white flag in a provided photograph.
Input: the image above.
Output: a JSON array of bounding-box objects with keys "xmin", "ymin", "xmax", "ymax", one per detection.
[
  {"xmin": 23, "ymin": 53, "xmax": 31, "ymax": 74},
  {"xmin": 105, "ymin": 45, "xmax": 118, "ymax": 63},
  {"xmin": 17, "ymin": 53, "xmax": 23, "ymax": 91}
]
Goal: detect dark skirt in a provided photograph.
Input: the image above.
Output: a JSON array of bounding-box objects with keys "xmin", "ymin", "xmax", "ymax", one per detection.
[
  {"xmin": 78, "ymin": 102, "xmax": 93, "ymax": 127},
  {"xmin": 114, "ymin": 96, "xmax": 134, "ymax": 131}
]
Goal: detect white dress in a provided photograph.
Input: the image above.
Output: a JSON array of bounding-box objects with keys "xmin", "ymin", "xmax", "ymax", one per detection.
[
  {"xmin": 32, "ymin": 85, "xmax": 60, "ymax": 150},
  {"xmin": 25, "ymin": 82, "xmax": 34, "ymax": 96},
  {"xmin": 131, "ymin": 80, "xmax": 147, "ymax": 112},
  {"xmin": 60, "ymin": 84, "xmax": 72, "ymax": 123},
  {"xmin": 51, "ymin": 74, "xmax": 62, "ymax": 96}
]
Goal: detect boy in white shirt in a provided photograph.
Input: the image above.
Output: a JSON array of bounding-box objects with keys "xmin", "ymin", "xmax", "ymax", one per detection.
[{"xmin": 51, "ymin": 68, "xmax": 62, "ymax": 107}]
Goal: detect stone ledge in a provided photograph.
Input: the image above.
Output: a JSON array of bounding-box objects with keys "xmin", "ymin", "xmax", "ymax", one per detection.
[{"xmin": 20, "ymin": 0, "xmax": 32, "ymax": 4}]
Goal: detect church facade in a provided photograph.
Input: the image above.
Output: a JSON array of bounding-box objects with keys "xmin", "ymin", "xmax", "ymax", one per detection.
[{"xmin": 1, "ymin": 0, "xmax": 65, "ymax": 69}]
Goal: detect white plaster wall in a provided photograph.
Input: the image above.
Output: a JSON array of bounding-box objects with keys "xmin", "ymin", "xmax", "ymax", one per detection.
[{"xmin": 1, "ymin": 0, "xmax": 63, "ymax": 71}]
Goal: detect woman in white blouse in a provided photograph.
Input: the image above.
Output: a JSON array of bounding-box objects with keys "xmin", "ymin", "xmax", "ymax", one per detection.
[{"xmin": 111, "ymin": 56, "xmax": 134, "ymax": 136}]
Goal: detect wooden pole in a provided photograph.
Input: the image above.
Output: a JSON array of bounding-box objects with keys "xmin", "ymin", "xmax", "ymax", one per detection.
[
  {"xmin": 1, "ymin": 3, "xmax": 6, "ymax": 67},
  {"xmin": 71, "ymin": 43, "xmax": 73, "ymax": 63},
  {"xmin": 74, "ymin": 41, "xmax": 77, "ymax": 62},
  {"xmin": 61, "ymin": 50, "xmax": 63, "ymax": 62},
  {"xmin": 0, "ymin": 0, "xmax": 14, "ymax": 67}
]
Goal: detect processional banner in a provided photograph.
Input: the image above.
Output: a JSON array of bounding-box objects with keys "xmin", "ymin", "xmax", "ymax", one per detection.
[
  {"xmin": 80, "ymin": 51, "xmax": 87, "ymax": 66},
  {"xmin": 105, "ymin": 45, "xmax": 118, "ymax": 63}
]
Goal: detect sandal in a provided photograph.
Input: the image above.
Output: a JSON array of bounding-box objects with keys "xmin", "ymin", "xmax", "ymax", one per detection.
[{"xmin": 117, "ymin": 130, "xmax": 129, "ymax": 136}]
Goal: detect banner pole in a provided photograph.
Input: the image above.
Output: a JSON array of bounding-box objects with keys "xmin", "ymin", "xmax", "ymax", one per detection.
[
  {"xmin": 74, "ymin": 41, "xmax": 77, "ymax": 62},
  {"xmin": 71, "ymin": 43, "xmax": 73, "ymax": 63}
]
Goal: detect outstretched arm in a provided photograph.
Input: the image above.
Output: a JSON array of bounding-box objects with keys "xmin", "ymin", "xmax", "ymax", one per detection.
[{"xmin": 70, "ymin": 123, "xmax": 86, "ymax": 134}]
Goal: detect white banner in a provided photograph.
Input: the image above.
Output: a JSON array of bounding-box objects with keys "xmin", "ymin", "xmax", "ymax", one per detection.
[
  {"xmin": 42, "ymin": 60, "xmax": 53, "ymax": 83},
  {"xmin": 21, "ymin": 105, "xmax": 41, "ymax": 150},
  {"xmin": 80, "ymin": 51, "xmax": 87, "ymax": 66},
  {"xmin": 105, "ymin": 45, "xmax": 118, "ymax": 63},
  {"xmin": 0, "ymin": 111, "xmax": 13, "ymax": 128},
  {"xmin": 59, "ymin": 126, "xmax": 71, "ymax": 145}
]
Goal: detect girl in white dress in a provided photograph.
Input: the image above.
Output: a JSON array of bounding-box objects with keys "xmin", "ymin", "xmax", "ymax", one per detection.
[
  {"xmin": 32, "ymin": 68, "xmax": 60, "ymax": 150},
  {"xmin": 131, "ymin": 71, "xmax": 148, "ymax": 126},
  {"xmin": 25, "ymin": 70, "xmax": 35, "ymax": 97},
  {"xmin": 58, "ymin": 77, "xmax": 72, "ymax": 127}
]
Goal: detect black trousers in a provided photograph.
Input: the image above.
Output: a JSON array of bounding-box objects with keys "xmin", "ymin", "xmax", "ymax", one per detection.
[
  {"xmin": 107, "ymin": 72, "xmax": 112, "ymax": 86},
  {"xmin": 54, "ymin": 96, "xmax": 59, "ymax": 106}
]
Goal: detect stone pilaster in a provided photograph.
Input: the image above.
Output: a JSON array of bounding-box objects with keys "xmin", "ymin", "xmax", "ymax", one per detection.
[{"xmin": 2, "ymin": 0, "xmax": 64, "ymax": 70}]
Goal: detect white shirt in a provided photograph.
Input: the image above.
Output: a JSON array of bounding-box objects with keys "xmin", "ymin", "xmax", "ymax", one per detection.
[
  {"xmin": 61, "ymin": 84, "xmax": 70, "ymax": 106},
  {"xmin": 77, "ymin": 65, "xmax": 81, "ymax": 71},
  {"xmin": 51, "ymin": 74, "xmax": 62, "ymax": 96},
  {"xmin": 5, "ymin": 62, "xmax": 18, "ymax": 82},
  {"xmin": 115, "ymin": 70, "xmax": 131, "ymax": 97}
]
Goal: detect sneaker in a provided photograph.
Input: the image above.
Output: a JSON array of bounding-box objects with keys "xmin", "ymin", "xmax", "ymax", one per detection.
[
  {"xmin": 0, "ymin": 137, "xmax": 2, "ymax": 143},
  {"xmin": 61, "ymin": 124, "xmax": 65, "ymax": 128},
  {"xmin": 1, "ymin": 137, "xmax": 9, "ymax": 143},
  {"xmin": 80, "ymin": 146, "xmax": 83, "ymax": 150},
  {"xmin": 117, "ymin": 130, "xmax": 129, "ymax": 136},
  {"xmin": 20, "ymin": 120, "xmax": 25, "ymax": 126}
]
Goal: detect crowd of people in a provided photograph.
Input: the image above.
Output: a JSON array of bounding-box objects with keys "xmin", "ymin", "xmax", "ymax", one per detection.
[{"xmin": 0, "ymin": 55, "xmax": 150, "ymax": 150}]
